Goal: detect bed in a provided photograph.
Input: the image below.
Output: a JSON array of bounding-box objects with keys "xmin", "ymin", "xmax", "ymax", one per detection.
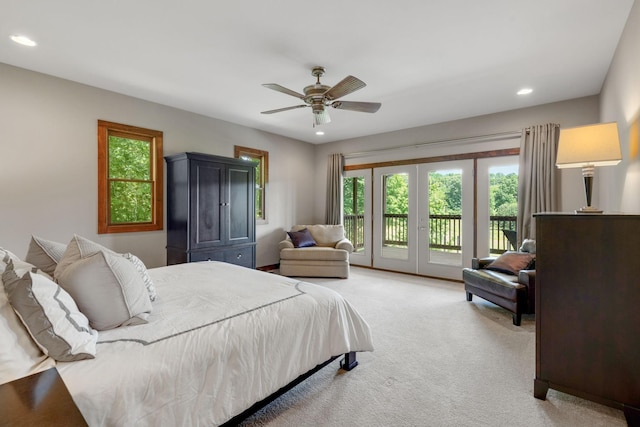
[{"xmin": 0, "ymin": 237, "xmax": 374, "ymax": 426}]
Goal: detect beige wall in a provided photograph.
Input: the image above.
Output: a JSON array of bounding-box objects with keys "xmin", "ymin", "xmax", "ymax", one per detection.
[
  {"xmin": 313, "ymin": 96, "xmax": 601, "ymax": 218},
  {"xmin": 600, "ymin": 0, "xmax": 640, "ymax": 213},
  {"xmin": 0, "ymin": 63, "xmax": 316, "ymax": 268}
]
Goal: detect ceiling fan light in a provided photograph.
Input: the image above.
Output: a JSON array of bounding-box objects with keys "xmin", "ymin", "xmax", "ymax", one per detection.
[{"xmin": 10, "ymin": 35, "xmax": 37, "ymax": 47}]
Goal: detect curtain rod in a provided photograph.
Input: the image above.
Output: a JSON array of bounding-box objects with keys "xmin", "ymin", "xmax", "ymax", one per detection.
[{"xmin": 343, "ymin": 130, "xmax": 522, "ymax": 159}]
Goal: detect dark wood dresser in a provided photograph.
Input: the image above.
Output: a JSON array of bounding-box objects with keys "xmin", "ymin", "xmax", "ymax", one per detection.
[
  {"xmin": 534, "ymin": 213, "xmax": 640, "ymax": 425},
  {"xmin": 165, "ymin": 152, "xmax": 256, "ymax": 269}
]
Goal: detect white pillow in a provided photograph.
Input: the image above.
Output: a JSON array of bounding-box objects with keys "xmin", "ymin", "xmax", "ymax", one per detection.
[
  {"xmin": 122, "ymin": 252, "xmax": 157, "ymax": 301},
  {"xmin": 0, "ymin": 254, "xmax": 55, "ymax": 384},
  {"xmin": 25, "ymin": 236, "xmax": 67, "ymax": 276},
  {"xmin": 0, "ymin": 247, "xmax": 22, "ymax": 266},
  {"xmin": 56, "ymin": 250, "xmax": 152, "ymax": 331},
  {"xmin": 2, "ymin": 260, "xmax": 98, "ymax": 362}
]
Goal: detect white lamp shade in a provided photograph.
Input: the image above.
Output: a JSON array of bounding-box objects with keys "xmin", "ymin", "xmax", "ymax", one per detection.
[{"xmin": 556, "ymin": 122, "xmax": 622, "ymax": 169}]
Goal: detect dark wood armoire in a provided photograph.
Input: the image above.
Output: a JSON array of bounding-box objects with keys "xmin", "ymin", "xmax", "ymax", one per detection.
[{"xmin": 165, "ymin": 152, "xmax": 256, "ymax": 268}]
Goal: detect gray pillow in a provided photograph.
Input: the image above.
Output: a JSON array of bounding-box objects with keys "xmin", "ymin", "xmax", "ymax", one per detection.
[
  {"xmin": 25, "ymin": 236, "xmax": 67, "ymax": 276},
  {"xmin": 56, "ymin": 250, "xmax": 152, "ymax": 331},
  {"xmin": 2, "ymin": 260, "xmax": 98, "ymax": 361},
  {"xmin": 54, "ymin": 234, "xmax": 112, "ymax": 280}
]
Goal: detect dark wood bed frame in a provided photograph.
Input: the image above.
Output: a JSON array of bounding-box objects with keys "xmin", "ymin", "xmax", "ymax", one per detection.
[{"xmin": 222, "ymin": 351, "xmax": 358, "ymax": 426}]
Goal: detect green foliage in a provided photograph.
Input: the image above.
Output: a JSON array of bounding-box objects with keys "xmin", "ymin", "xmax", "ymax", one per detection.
[
  {"xmin": 384, "ymin": 173, "xmax": 408, "ymax": 214},
  {"xmin": 428, "ymin": 171, "xmax": 461, "ymax": 215},
  {"xmin": 108, "ymin": 136, "xmax": 152, "ymax": 224},
  {"xmin": 489, "ymin": 173, "xmax": 518, "ymax": 216},
  {"xmin": 108, "ymin": 137, "xmax": 150, "ymax": 179},
  {"xmin": 343, "ymin": 176, "xmax": 365, "ymax": 215}
]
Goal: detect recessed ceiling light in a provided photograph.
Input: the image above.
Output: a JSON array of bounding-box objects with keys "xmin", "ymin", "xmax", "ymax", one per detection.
[
  {"xmin": 10, "ymin": 35, "xmax": 37, "ymax": 47},
  {"xmin": 315, "ymin": 131, "xmax": 325, "ymax": 136},
  {"xmin": 517, "ymin": 88, "xmax": 533, "ymax": 95}
]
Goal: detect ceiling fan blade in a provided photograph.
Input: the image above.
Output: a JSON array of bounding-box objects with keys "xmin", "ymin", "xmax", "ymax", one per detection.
[
  {"xmin": 314, "ymin": 108, "xmax": 331, "ymax": 125},
  {"xmin": 331, "ymin": 101, "xmax": 381, "ymax": 113},
  {"xmin": 262, "ymin": 83, "xmax": 305, "ymax": 99},
  {"xmin": 261, "ymin": 105, "xmax": 307, "ymax": 114},
  {"xmin": 323, "ymin": 75, "xmax": 366, "ymax": 100}
]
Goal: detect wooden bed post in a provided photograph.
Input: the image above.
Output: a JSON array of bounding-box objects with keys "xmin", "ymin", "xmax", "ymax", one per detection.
[{"xmin": 340, "ymin": 351, "xmax": 358, "ymax": 371}]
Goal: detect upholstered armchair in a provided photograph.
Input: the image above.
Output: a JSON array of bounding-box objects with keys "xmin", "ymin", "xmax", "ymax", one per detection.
[{"xmin": 279, "ymin": 225, "xmax": 354, "ymax": 278}]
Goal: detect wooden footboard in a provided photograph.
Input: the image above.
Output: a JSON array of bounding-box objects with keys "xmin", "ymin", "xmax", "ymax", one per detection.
[{"xmin": 222, "ymin": 352, "xmax": 358, "ymax": 426}]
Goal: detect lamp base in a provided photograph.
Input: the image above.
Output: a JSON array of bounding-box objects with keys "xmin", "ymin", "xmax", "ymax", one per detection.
[{"xmin": 576, "ymin": 206, "xmax": 603, "ymax": 214}]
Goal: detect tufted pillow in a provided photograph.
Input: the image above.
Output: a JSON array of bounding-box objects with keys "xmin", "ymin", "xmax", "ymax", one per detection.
[
  {"xmin": 287, "ymin": 228, "xmax": 317, "ymax": 248},
  {"xmin": 486, "ymin": 251, "xmax": 535, "ymax": 275},
  {"xmin": 25, "ymin": 236, "xmax": 67, "ymax": 276},
  {"xmin": 56, "ymin": 250, "xmax": 152, "ymax": 331},
  {"xmin": 2, "ymin": 260, "xmax": 98, "ymax": 362}
]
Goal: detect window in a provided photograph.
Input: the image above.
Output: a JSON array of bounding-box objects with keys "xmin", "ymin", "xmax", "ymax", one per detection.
[
  {"xmin": 98, "ymin": 120, "xmax": 163, "ymax": 234},
  {"xmin": 234, "ymin": 145, "xmax": 268, "ymax": 222}
]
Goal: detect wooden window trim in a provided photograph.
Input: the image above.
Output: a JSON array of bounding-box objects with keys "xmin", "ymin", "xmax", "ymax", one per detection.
[
  {"xmin": 98, "ymin": 120, "xmax": 163, "ymax": 234},
  {"xmin": 234, "ymin": 145, "xmax": 268, "ymax": 221}
]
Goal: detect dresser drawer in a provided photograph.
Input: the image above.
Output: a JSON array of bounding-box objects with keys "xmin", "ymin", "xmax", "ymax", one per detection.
[
  {"xmin": 222, "ymin": 246, "xmax": 254, "ymax": 268},
  {"xmin": 188, "ymin": 245, "xmax": 255, "ymax": 268}
]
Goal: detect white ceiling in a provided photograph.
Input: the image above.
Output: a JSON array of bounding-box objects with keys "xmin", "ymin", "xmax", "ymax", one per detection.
[{"xmin": 1, "ymin": 1, "xmax": 634, "ymax": 144}]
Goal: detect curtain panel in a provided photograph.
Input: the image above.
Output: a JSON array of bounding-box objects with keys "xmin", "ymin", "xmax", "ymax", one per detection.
[
  {"xmin": 325, "ymin": 153, "xmax": 344, "ymax": 225},
  {"xmin": 517, "ymin": 123, "xmax": 560, "ymax": 243}
]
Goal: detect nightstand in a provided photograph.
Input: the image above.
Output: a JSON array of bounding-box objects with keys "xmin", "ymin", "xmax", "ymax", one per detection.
[{"xmin": 0, "ymin": 368, "xmax": 87, "ymax": 426}]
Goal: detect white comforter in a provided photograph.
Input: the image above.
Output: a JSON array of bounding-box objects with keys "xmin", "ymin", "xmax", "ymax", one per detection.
[{"xmin": 56, "ymin": 262, "xmax": 373, "ymax": 426}]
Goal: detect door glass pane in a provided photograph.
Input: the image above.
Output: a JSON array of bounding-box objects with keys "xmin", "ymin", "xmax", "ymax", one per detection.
[
  {"xmin": 489, "ymin": 164, "xmax": 519, "ymax": 254},
  {"xmin": 343, "ymin": 176, "xmax": 365, "ymax": 253},
  {"xmin": 382, "ymin": 173, "xmax": 408, "ymax": 260},
  {"xmin": 428, "ymin": 169, "xmax": 462, "ymax": 266}
]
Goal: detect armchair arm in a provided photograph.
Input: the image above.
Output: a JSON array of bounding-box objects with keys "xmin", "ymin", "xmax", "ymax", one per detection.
[
  {"xmin": 518, "ymin": 269, "xmax": 536, "ymax": 312},
  {"xmin": 335, "ymin": 238, "xmax": 354, "ymax": 253},
  {"xmin": 279, "ymin": 239, "xmax": 294, "ymax": 251},
  {"xmin": 471, "ymin": 257, "xmax": 497, "ymax": 270}
]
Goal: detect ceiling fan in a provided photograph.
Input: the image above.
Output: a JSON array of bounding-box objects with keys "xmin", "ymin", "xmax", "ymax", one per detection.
[{"xmin": 261, "ymin": 66, "xmax": 381, "ymax": 126}]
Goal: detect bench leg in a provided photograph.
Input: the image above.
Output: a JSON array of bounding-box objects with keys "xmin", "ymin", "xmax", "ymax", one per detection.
[{"xmin": 466, "ymin": 291, "xmax": 473, "ymax": 301}]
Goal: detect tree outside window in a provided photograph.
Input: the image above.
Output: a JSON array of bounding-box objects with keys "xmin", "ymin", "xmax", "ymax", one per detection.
[
  {"xmin": 97, "ymin": 120, "xmax": 163, "ymax": 234},
  {"xmin": 234, "ymin": 146, "xmax": 268, "ymax": 223}
]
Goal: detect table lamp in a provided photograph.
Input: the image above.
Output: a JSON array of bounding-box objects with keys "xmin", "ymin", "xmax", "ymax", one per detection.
[{"xmin": 556, "ymin": 122, "xmax": 622, "ymax": 213}]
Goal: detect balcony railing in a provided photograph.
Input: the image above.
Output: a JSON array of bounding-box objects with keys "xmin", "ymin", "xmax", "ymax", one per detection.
[{"xmin": 344, "ymin": 214, "xmax": 517, "ymax": 254}]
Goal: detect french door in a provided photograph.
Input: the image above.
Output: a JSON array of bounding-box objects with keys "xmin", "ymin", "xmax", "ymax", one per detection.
[
  {"xmin": 343, "ymin": 170, "xmax": 372, "ymax": 266},
  {"xmin": 417, "ymin": 161, "xmax": 474, "ymax": 279},
  {"xmin": 344, "ymin": 155, "xmax": 517, "ymax": 279}
]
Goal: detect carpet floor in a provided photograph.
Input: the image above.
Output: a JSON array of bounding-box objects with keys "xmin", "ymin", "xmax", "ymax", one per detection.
[{"xmin": 239, "ymin": 267, "xmax": 627, "ymax": 426}]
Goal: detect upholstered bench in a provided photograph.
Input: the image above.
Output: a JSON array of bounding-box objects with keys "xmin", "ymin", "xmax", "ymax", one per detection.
[{"xmin": 463, "ymin": 254, "xmax": 536, "ymax": 326}]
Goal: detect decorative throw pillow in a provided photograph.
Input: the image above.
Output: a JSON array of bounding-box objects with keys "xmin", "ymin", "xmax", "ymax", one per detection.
[
  {"xmin": 25, "ymin": 236, "xmax": 67, "ymax": 276},
  {"xmin": 56, "ymin": 250, "xmax": 152, "ymax": 331},
  {"xmin": 519, "ymin": 239, "xmax": 536, "ymax": 254},
  {"xmin": 287, "ymin": 228, "xmax": 317, "ymax": 248},
  {"xmin": 486, "ymin": 251, "xmax": 536, "ymax": 275},
  {"xmin": 122, "ymin": 252, "xmax": 157, "ymax": 301},
  {"xmin": 2, "ymin": 260, "xmax": 98, "ymax": 362}
]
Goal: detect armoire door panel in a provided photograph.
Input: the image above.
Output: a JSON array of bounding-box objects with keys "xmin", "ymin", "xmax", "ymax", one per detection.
[{"xmin": 190, "ymin": 160, "xmax": 224, "ymax": 248}]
